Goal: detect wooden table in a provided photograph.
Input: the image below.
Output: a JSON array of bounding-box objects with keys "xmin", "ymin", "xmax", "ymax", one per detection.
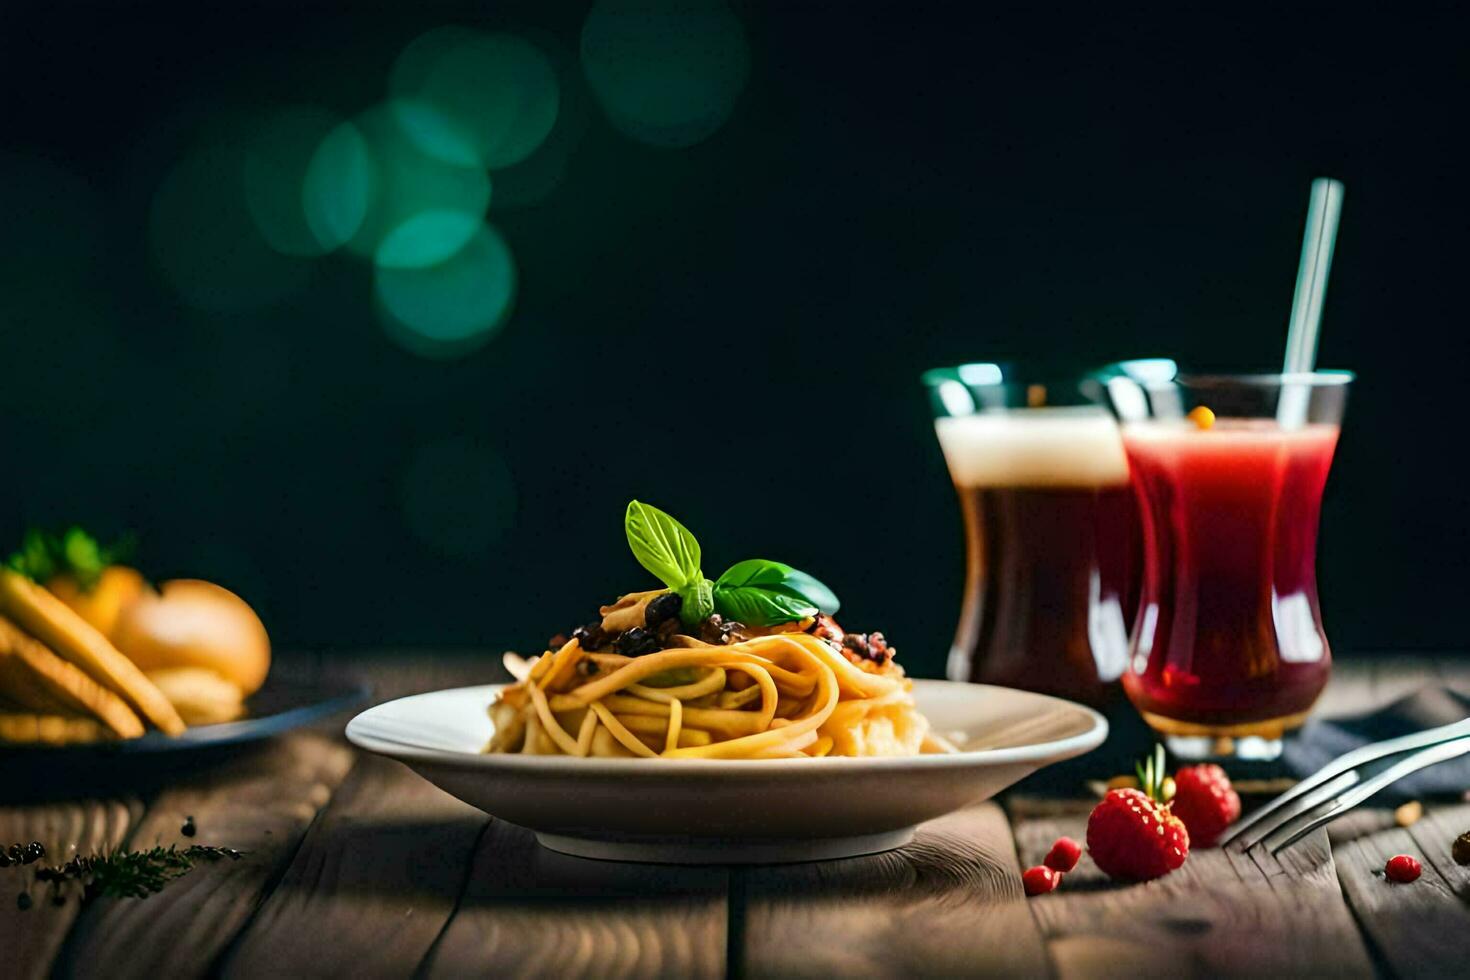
[{"xmin": 4, "ymin": 653, "xmax": 1468, "ymax": 979}]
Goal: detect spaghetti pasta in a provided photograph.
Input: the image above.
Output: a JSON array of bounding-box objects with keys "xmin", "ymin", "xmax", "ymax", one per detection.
[
  {"xmin": 487, "ymin": 630, "xmax": 941, "ymax": 759},
  {"xmin": 483, "ymin": 500, "xmax": 948, "ymax": 760}
]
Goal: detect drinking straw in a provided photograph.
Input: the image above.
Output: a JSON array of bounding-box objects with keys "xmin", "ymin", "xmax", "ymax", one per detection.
[
  {"xmin": 1283, "ymin": 178, "xmax": 1345, "ymax": 374},
  {"xmin": 1279, "ymin": 178, "xmax": 1344, "ymax": 427}
]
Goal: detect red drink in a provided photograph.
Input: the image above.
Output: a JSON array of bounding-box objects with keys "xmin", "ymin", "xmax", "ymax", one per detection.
[
  {"xmin": 937, "ymin": 409, "xmax": 1137, "ymax": 707},
  {"xmin": 1122, "ymin": 420, "xmax": 1341, "ymax": 740}
]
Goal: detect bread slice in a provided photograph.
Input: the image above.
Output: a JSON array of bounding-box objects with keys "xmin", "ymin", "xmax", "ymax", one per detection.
[
  {"xmin": 145, "ymin": 667, "xmax": 246, "ymax": 725},
  {"xmin": 0, "ymin": 570, "xmax": 185, "ymax": 735},
  {"xmin": 0, "ymin": 614, "xmax": 144, "ymax": 738},
  {"xmin": 0, "ymin": 711, "xmax": 111, "ymax": 745}
]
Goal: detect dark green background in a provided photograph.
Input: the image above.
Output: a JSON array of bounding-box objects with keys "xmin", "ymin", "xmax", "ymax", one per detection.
[{"xmin": 2, "ymin": 3, "xmax": 1465, "ymax": 676}]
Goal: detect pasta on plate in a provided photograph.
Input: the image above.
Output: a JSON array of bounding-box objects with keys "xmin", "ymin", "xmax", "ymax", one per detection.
[{"xmin": 485, "ymin": 502, "xmax": 948, "ymax": 760}]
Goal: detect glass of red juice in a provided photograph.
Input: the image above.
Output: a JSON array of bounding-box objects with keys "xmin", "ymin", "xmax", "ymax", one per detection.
[{"xmin": 1107, "ymin": 371, "xmax": 1352, "ymax": 760}]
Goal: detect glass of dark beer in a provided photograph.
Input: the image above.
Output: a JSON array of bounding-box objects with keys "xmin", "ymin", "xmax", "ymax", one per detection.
[{"xmin": 924, "ymin": 364, "xmax": 1136, "ymax": 707}]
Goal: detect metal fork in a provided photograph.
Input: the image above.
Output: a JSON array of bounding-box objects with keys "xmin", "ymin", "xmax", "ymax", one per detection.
[{"xmin": 1222, "ymin": 715, "xmax": 1470, "ymax": 853}]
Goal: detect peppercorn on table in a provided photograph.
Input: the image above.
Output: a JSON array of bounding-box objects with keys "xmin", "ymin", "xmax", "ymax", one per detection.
[{"xmin": 3, "ymin": 651, "xmax": 1468, "ymax": 979}]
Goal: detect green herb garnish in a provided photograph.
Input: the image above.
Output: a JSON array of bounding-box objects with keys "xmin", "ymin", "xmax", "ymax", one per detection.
[
  {"xmin": 32, "ymin": 844, "xmax": 243, "ymax": 900},
  {"xmin": 624, "ymin": 501, "xmax": 714, "ymax": 625},
  {"xmin": 623, "ymin": 502, "xmax": 840, "ymax": 627},
  {"xmin": 5, "ymin": 526, "xmax": 133, "ymax": 592}
]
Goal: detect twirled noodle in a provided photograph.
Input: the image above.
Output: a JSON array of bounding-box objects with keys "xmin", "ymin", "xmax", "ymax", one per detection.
[{"xmin": 485, "ymin": 632, "xmax": 939, "ymax": 759}]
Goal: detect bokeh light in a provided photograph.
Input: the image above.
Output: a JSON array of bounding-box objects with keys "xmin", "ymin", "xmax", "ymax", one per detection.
[
  {"xmin": 243, "ymin": 105, "xmax": 355, "ymax": 256},
  {"xmin": 581, "ymin": 0, "xmax": 750, "ymax": 148},
  {"xmin": 375, "ymin": 210, "xmax": 483, "ymax": 270},
  {"xmin": 374, "ymin": 222, "xmax": 517, "ymax": 358},
  {"xmin": 149, "ymin": 137, "xmax": 313, "ymax": 313},
  {"xmin": 401, "ymin": 436, "xmax": 517, "ymax": 559},
  {"xmin": 391, "ymin": 28, "xmax": 560, "ymax": 170},
  {"xmin": 345, "ymin": 100, "xmax": 491, "ymax": 264},
  {"xmin": 485, "ymin": 32, "xmax": 589, "ymax": 210},
  {"xmin": 302, "ymin": 119, "xmax": 374, "ymax": 253}
]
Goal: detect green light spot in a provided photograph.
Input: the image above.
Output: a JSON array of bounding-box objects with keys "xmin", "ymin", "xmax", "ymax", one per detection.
[
  {"xmin": 401, "ymin": 436, "xmax": 517, "ymax": 559},
  {"xmin": 375, "ymin": 222, "xmax": 516, "ymax": 359},
  {"xmin": 390, "ymin": 26, "xmax": 482, "ymax": 94},
  {"xmin": 303, "ymin": 120, "xmax": 374, "ymax": 252},
  {"xmin": 391, "ymin": 29, "xmax": 560, "ymax": 169},
  {"xmin": 389, "ymin": 99, "xmax": 480, "ymax": 169},
  {"xmin": 581, "ymin": 0, "xmax": 749, "ymax": 148},
  {"xmin": 375, "ymin": 210, "xmax": 481, "ymax": 269},
  {"xmin": 149, "ymin": 140, "xmax": 312, "ymax": 313},
  {"xmin": 346, "ymin": 101, "xmax": 491, "ymax": 260},
  {"xmin": 243, "ymin": 105, "xmax": 352, "ymax": 256}
]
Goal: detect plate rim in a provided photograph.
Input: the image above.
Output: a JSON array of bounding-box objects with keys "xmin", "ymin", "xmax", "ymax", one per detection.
[
  {"xmin": 344, "ymin": 678, "xmax": 1108, "ymax": 774},
  {"xmin": 0, "ymin": 679, "xmax": 371, "ymax": 757}
]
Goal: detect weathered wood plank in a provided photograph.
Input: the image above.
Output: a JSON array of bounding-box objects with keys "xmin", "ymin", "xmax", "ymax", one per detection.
[
  {"xmin": 0, "ymin": 798, "xmax": 138, "ymax": 980},
  {"xmin": 1405, "ymin": 802, "xmax": 1470, "ymax": 901},
  {"xmin": 1015, "ymin": 810, "xmax": 1374, "ymax": 979},
  {"xmin": 740, "ymin": 803, "xmax": 1049, "ymax": 978},
  {"xmin": 55, "ymin": 733, "xmax": 354, "ymax": 980},
  {"xmin": 1333, "ymin": 808, "xmax": 1470, "ymax": 978},
  {"xmin": 314, "ymin": 649, "xmax": 508, "ymax": 706},
  {"xmin": 423, "ymin": 819, "xmax": 727, "ymax": 979},
  {"xmin": 219, "ymin": 754, "xmax": 487, "ymax": 979}
]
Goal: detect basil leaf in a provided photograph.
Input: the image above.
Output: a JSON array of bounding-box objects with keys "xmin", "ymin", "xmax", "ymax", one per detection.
[
  {"xmin": 625, "ymin": 500, "xmax": 702, "ymax": 590},
  {"xmin": 770, "ymin": 569, "xmax": 839, "ymax": 616},
  {"xmin": 714, "ymin": 585, "xmax": 817, "ymax": 626},
  {"xmin": 676, "ymin": 578, "xmax": 714, "ymax": 626},
  {"xmin": 714, "ymin": 559, "xmax": 840, "ymax": 616}
]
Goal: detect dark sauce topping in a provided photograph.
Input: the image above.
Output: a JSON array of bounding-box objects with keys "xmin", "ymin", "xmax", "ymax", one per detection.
[
  {"xmin": 842, "ymin": 631, "xmax": 893, "ymax": 666},
  {"xmin": 570, "ymin": 621, "xmax": 606, "ymax": 651},
  {"xmin": 181, "ymin": 816, "xmax": 197, "ymax": 838},
  {"xmin": 807, "ymin": 614, "xmax": 845, "ymax": 647},
  {"xmin": 613, "ymin": 627, "xmax": 661, "ymax": 657},
  {"xmin": 644, "ymin": 592, "xmax": 683, "ymax": 628},
  {"xmin": 699, "ymin": 614, "xmax": 746, "ymax": 646}
]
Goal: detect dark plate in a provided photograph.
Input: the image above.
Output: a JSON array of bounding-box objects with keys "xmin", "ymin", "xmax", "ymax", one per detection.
[{"xmin": 0, "ymin": 677, "xmax": 370, "ymax": 801}]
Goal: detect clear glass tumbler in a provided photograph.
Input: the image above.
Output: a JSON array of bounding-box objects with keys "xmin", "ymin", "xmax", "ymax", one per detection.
[
  {"xmin": 1103, "ymin": 370, "xmax": 1353, "ymax": 760},
  {"xmin": 924, "ymin": 364, "xmax": 1137, "ymax": 708}
]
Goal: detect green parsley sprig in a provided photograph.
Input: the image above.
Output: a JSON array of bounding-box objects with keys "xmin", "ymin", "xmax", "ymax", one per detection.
[
  {"xmin": 5, "ymin": 526, "xmax": 134, "ymax": 592},
  {"xmin": 32, "ymin": 844, "xmax": 243, "ymax": 900}
]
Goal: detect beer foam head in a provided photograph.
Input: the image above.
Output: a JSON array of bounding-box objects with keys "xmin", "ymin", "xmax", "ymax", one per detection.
[{"xmin": 936, "ymin": 409, "xmax": 1130, "ymax": 487}]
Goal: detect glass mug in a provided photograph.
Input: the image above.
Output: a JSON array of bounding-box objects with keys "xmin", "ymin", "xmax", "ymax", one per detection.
[
  {"xmin": 1103, "ymin": 370, "xmax": 1353, "ymax": 760},
  {"xmin": 924, "ymin": 364, "xmax": 1137, "ymax": 708}
]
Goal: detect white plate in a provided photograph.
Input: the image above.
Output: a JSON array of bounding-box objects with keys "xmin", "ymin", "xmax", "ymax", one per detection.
[{"xmin": 345, "ymin": 680, "xmax": 1106, "ymax": 864}]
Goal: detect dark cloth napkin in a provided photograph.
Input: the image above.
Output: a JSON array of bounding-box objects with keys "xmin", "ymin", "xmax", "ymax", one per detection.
[{"xmin": 1283, "ymin": 686, "xmax": 1470, "ymax": 802}]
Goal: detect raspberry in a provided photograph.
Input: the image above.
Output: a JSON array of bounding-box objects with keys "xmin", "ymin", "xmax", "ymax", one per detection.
[
  {"xmin": 1022, "ymin": 865, "xmax": 1061, "ymax": 896},
  {"xmin": 1385, "ymin": 854, "xmax": 1421, "ymax": 883},
  {"xmin": 1043, "ymin": 836, "xmax": 1082, "ymax": 873},
  {"xmin": 1170, "ymin": 764, "xmax": 1241, "ymax": 848}
]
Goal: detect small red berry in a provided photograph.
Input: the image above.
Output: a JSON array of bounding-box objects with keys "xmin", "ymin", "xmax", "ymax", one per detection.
[
  {"xmin": 1385, "ymin": 854, "xmax": 1422, "ymax": 883},
  {"xmin": 1023, "ymin": 865, "xmax": 1061, "ymax": 896},
  {"xmin": 1170, "ymin": 764, "xmax": 1241, "ymax": 848},
  {"xmin": 1044, "ymin": 836, "xmax": 1082, "ymax": 872}
]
